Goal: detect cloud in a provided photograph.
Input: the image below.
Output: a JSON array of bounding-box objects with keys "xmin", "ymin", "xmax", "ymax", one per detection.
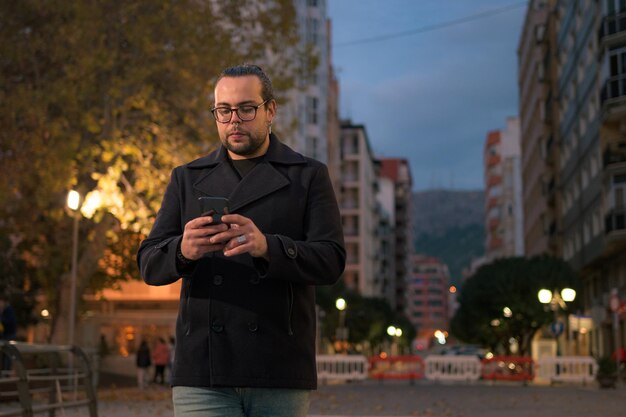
[{"xmin": 330, "ymin": 0, "xmax": 525, "ymax": 190}]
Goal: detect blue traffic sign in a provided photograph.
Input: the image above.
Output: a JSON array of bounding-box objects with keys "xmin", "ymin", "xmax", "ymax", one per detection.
[{"xmin": 551, "ymin": 321, "xmax": 564, "ymax": 337}]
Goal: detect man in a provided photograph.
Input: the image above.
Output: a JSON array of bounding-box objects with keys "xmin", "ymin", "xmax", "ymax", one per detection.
[{"xmin": 138, "ymin": 64, "xmax": 345, "ymax": 417}]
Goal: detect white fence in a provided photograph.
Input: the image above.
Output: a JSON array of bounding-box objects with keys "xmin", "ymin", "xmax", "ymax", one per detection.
[
  {"xmin": 535, "ymin": 356, "xmax": 597, "ymax": 384},
  {"xmin": 424, "ymin": 355, "xmax": 482, "ymax": 382},
  {"xmin": 316, "ymin": 354, "xmax": 368, "ymax": 381}
]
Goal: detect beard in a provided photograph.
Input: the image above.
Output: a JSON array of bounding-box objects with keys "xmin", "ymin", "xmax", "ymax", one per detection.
[{"xmin": 220, "ymin": 124, "xmax": 268, "ymax": 157}]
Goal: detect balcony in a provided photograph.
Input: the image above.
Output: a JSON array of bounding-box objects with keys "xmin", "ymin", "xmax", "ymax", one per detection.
[
  {"xmin": 603, "ymin": 146, "xmax": 626, "ymax": 168},
  {"xmin": 605, "ymin": 208, "xmax": 626, "ymax": 235},
  {"xmin": 600, "ymin": 74, "xmax": 626, "ymax": 121},
  {"xmin": 599, "ymin": 11, "xmax": 626, "ymax": 47}
]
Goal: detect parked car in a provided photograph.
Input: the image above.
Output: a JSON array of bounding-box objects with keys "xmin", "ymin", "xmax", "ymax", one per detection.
[{"xmin": 440, "ymin": 345, "xmax": 488, "ymax": 359}]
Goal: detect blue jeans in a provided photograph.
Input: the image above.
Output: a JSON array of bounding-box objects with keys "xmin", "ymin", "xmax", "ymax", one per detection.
[{"xmin": 172, "ymin": 386, "xmax": 310, "ymax": 417}]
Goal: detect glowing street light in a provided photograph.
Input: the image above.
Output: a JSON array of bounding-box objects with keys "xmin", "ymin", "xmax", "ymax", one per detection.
[
  {"xmin": 67, "ymin": 190, "xmax": 82, "ymax": 349},
  {"xmin": 538, "ymin": 287, "xmax": 576, "ymax": 355},
  {"xmin": 335, "ymin": 298, "xmax": 348, "ymax": 353}
]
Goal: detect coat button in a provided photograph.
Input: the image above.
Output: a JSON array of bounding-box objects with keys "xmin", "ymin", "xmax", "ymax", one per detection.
[
  {"xmin": 211, "ymin": 321, "xmax": 224, "ymax": 333},
  {"xmin": 248, "ymin": 322, "xmax": 258, "ymax": 332},
  {"xmin": 287, "ymin": 248, "xmax": 296, "ymax": 257},
  {"xmin": 249, "ymin": 274, "xmax": 260, "ymax": 284},
  {"xmin": 213, "ymin": 275, "xmax": 224, "ymax": 286}
]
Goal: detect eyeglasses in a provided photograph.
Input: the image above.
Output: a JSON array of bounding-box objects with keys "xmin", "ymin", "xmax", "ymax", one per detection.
[{"xmin": 211, "ymin": 99, "xmax": 270, "ymax": 123}]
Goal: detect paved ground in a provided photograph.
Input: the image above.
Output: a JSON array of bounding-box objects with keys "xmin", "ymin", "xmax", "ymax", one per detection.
[{"xmin": 2, "ymin": 379, "xmax": 625, "ymax": 417}]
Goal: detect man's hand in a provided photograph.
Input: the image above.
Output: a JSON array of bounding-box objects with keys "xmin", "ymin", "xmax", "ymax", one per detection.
[
  {"xmin": 211, "ymin": 214, "xmax": 269, "ymax": 260},
  {"xmin": 180, "ymin": 216, "xmax": 230, "ymax": 260}
]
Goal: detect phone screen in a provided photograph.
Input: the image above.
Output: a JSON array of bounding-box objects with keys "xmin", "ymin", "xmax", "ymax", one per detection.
[{"xmin": 198, "ymin": 197, "xmax": 230, "ymax": 224}]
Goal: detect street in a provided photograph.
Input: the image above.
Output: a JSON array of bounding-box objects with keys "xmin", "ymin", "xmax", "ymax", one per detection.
[{"xmin": 20, "ymin": 379, "xmax": 624, "ymax": 417}]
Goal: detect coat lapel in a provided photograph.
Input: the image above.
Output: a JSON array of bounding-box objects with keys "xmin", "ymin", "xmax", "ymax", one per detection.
[
  {"xmin": 189, "ymin": 135, "xmax": 306, "ymax": 213},
  {"xmin": 227, "ymin": 162, "xmax": 290, "ymax": 212}
]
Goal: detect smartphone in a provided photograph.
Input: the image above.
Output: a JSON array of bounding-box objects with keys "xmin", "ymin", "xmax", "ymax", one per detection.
[{"xmin": 198, "ymin": 196, "xmax": 230, "ymax": 224}]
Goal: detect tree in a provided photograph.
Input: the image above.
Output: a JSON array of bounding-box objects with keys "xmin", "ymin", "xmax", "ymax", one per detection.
[
  {"xmin": 0, "ymin": 0, "xmax": 308, "ymax": 343},
  {"xmin": 450, "ymin": 255, "xmax": 580, "ymax": 356},
  {"xmin": 316, "ymin": 283, "xmax": 416, "ymax": 354}
]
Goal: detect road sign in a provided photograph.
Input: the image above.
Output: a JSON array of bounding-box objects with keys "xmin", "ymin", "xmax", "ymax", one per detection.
[{"xmin": 550, "ymin": 321, "xmax": 564, "ymax": 337}]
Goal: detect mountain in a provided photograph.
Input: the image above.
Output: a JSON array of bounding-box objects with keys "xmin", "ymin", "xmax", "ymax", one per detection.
[{"xmin": 412, "ymin": 189, "xmax": 485, "ymax": 285}]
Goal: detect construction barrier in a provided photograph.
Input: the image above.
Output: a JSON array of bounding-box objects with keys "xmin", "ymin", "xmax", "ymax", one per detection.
[
  {"xmin": 316, "ymin": 354, "xmax": 368, "ymax": 382},
  {"xmin": 535, "ymin": 356, "xmax": 597, "ymax": 384},
  {"xmin": 424, "ymin": 355, "xmax": 482, "ymax": 381},
  {"xmin": 481, "ymin": 356, "xmax": 534, "ymax": 382},
  {"xmin": 368, "ymin": 355, "xmax": 425, "ymax": 381}
]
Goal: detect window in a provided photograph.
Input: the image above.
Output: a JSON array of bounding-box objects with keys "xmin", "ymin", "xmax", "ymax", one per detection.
[
  {"xmin": 307, "ymin": 136, "xmax": 319, "ymax": 160},
  {"xmin": 306, "ymin": 17, "xmax": 319, "ymax": 46},
  {"xmin": 306, "ymin": 96, "xmax": 318, "ymax": 125}
]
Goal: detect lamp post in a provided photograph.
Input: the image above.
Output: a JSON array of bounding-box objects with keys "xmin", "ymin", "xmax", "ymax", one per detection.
[
  {"xmin": 538, "ymin": 288, "xmax": 576, "ymax": 356},
  {"xmin": 67, "ymin": 190, "xmax": 81, "ymax": 348},
  {"xmin": 387, "ymin": 325, "xmax": 403, "ymax": 356},
  {"xmin": 335, "ymin": 298, "xmax": 347, "ymax": 354}
]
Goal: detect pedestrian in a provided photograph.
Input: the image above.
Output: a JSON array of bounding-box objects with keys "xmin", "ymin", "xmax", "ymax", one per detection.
[
  {"xmin": 136, "ymin": 340, "xmax": 151, "ymax": 390},
  {"xmin": 152, "ymin": 337, "xmax": 170, "ymax": 385},
  {"xmin": 137, "ymin": 64, "xmax": 345, "ymax": 417},
  {"xmin": 0, "ymin": 294, "xmax": 17, "ymax": 371},
  {"xmin": 167, "ymin": 336, "xmax": 175, "ymax": 384}
]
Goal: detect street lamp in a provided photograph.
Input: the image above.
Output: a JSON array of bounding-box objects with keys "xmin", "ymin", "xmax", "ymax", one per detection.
[
  {"xmin": 387, "ymin": 325, "xmax": 403, "ymax": 356},
  {"xmin": 67, "ymin": 190, "xmax": 81, "ymax": 348},
  {"xmin": 538, "ymin": 288, "xmax": 576, "ymax": 355},
  {"xmin": 335, "ymin": 298, "xmax": 347, "ymax": 353}
]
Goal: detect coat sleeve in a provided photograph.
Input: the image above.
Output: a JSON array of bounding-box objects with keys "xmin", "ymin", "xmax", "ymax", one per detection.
[
  {"xmin": 259, "ymin": 164, "xmax": 346, "ymax": 285},
  {"xmin": 137, "ymin": 168, "xmax": 192, "ymax": 286}
]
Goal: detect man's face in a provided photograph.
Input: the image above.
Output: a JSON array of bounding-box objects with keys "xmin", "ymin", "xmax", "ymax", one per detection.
[{"xmin": 213, "ymin": 75, "xmax": 275, "ymax": 160}]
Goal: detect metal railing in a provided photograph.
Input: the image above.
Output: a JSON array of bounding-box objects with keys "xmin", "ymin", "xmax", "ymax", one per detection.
[{"xmin": 0, "ymin": 341, "xmax": 97, "ymax": 417}]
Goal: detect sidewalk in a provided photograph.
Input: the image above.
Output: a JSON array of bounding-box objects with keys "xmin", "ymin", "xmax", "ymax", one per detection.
[{"xmin": 7, "ymin": 379, "xmax": 626, "ymax": 417}]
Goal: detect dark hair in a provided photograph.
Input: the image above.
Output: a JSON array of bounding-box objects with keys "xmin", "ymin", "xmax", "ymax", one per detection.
[{"xmin": 216, "ymin": 64, "xmax": 274, "ymax": 103}]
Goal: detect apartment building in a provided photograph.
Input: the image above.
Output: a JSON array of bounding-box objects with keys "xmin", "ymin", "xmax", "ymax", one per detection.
[
  {"xmin": 278, "ymin": 0, "xmax": 329, "ymax": 163},
  {"xmin": 514, "ymin": 0, "xmax": 626, "ymax": 357},
  {"xmin": 406, "ymin": 255, "xmax": 450, "ymax": 344},
  {"xmin": 518, "ymin": 0, "xmax": 562, "ymax": 257},
  {"xmin": 379, "ymin": 159, "xmax": 413, "ymax": 315},
  {"xmin": 376, "ymin": 175, "xmax": 397, "ymax": 308},
  {"xmin": 339, "ymin": 121, "xmax": 381, "ymax": 296},
  {"xmin": 484, "ymin": 117, "xmax": 524, "ymax": 260}
]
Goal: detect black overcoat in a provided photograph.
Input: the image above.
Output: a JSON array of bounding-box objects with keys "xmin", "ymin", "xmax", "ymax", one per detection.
[{"xmin": 137, "ymin": 135, "xmax": 345, "ymax": 389}]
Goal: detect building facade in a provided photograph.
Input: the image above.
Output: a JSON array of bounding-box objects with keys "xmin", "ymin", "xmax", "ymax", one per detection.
[
  {"xmin": 338, "ymin": 121, "xmax": 381, "ymax": 296},
  {"xmin": 278, "ymin": 0, "xmax": 329, "ymax": 163},
  {"xmin": 518, "ymin": 0, "xmax": 562, "ymax": 257},
  {"xmin": 514, "ymin": 0, "xmax": 626, "ymax": 357},
  {"xmin": 406, "ymin": 255, "xmax": 450, "ymax": 346},
  {"xmin": 379, "ymin": 159, "xmax": 414, "ymax": 315},
  {"xmin": 484, "ymin": 117, "xmax": 524, "ymax": 260}
]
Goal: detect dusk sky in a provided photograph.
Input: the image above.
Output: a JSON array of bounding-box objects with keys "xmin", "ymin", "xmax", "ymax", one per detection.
[{"xmin": 327, "ymin": 0, "xmax": 527, "ymax": 191}]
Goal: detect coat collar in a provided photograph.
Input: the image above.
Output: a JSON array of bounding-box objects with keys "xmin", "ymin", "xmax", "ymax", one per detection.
[{"xmin": 187, "ymin": 135, "xmax": 306, "ymax": 212}]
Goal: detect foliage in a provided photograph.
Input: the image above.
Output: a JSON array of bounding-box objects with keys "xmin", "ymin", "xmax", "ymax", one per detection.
[
  {"xmin": 0, "ymin": 0, "xmax": 307, "ymax": 342},
  {"xmin": 450, "ymin": 255, "xmax": 579, "ymax": 356},
  {"xmin": 316, "ymin": 282, "xmax": 416, "ymax": 354},
  {"xmin": 596, "ymin": 356, "xmax": 618, "ymax": 376}
]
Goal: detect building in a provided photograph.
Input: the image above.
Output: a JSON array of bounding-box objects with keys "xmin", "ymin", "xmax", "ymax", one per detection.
[
  {"xmin": 551, "ymin": 0, "xmax": 626, "ymax": 357},
  {"xmin": 514, "ymin": 0, "xmax": 626, "ymax": 357},
  {"xmin": 277, "ymin": 0, "xmax": 329, "ymax": 163},
  {"xmin": 376, "ymin": 175, "xmax": 397, "ymax": 308},
  {"xmin": 518, "ymin": 0, "xmax": 562, "ymax": 257},
  {"xmin": 406, "ymin": 255, "xmax": 450, "ymax": 348},
  {"xmin": 338, "ymin": 121, "xmax": 381, "ymax": 296},
  {"xmin": 484, "ymin": 117, "xmax": 524, "ymax": 260},
  {"xmin": 379, "ymin": 159, "xmax": 413, "ymax": 315}
]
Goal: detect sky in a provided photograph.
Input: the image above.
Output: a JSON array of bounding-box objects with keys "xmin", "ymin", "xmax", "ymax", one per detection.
[{"xmin": 327, "ymin": 0, "xmax": 527, "ymax": 191}]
